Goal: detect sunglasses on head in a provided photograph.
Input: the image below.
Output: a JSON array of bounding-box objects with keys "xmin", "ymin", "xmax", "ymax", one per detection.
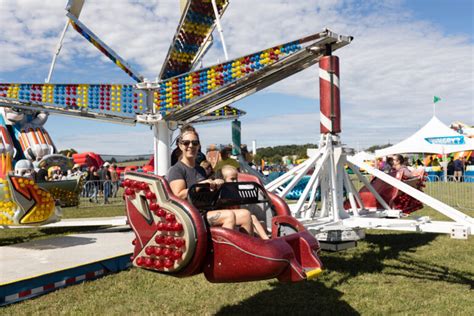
[{"xmin": 180, "ymin": 140, "xmax": 200, "ymax": 146}]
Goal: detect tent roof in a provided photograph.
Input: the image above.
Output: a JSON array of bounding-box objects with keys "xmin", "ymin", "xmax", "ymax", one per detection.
[{"xmin": 375, "ymin": 116, "xmax": 474, "ymax": 157}]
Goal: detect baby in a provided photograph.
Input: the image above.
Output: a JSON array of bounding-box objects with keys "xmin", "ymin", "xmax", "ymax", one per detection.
[
  {"xmin": 221, "ymin": 165, "xmax": 269, "ymax": 239},
  {"xmin": 221, "ymin": 164, "xmax": 239, "ymax": 183}
]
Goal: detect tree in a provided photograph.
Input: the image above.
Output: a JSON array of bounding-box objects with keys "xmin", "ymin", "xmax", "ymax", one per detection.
[
  {"xmin": 253, "ymin": 143, "xmax": 318, "ymax": 163},
  {"xmin": 271, "ymin": 154, "xmax": 282, "ymax": 164},
  {"xmin": 365, "ymin": 143, "xmax": 391, "ymax": 153}
]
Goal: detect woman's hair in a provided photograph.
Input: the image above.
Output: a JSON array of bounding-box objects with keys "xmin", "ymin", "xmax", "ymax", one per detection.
[
  {"xmin": 177, "ymin": 124, "xmax": 199, "ymax": 144},
  {"xmin": 394, "ymin": 154, "xmax": 405, "ymax": 164}
]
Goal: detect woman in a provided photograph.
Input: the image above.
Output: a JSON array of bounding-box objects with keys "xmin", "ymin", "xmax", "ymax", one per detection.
[
  {"xmin": 167, "ymin": 127, "xmax": 263, "ymax": 238},
  {"xmin": 391, "ymin": 154, "xmax": 412, "ymax": 178}
]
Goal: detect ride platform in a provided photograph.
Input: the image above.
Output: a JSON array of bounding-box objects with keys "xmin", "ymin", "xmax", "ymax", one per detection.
[{"xmin": 0, "ymin": 229, "xmax": 134, "ymax": 305}]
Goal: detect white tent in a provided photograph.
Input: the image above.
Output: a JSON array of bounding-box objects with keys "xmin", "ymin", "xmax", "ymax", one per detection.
[{"xmin": 375, "ymin": 116, "xmax": 474, "ymax": 157}]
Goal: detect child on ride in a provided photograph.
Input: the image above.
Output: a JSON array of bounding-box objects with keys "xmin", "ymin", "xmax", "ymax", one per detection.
[{"xmin": 221, "ymin": 165, "xmax": 269, "ymax": 239}]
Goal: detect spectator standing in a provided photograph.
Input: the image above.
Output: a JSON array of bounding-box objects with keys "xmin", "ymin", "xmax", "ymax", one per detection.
[
  {"xmin": 101, "ymin": 162, "xmax": 112, "ymax": 204},
  {"xmin": 110, "ymin": 164, "xmax": 119, "ymax": 198},
  {"xmin": 447, "ymin": 157, "xmax": 455, "ymax": 181},
  {"xmin": 87, "ymin": 166, "xmax": 99, "ymax": 203},
  {"xmin": 453, "ymin": 157, "xmax": 464, "ymax": 182}
]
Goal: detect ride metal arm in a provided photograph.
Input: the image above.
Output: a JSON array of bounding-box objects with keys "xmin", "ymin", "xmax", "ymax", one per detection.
[
  {"xmin": 151, "ymin": 29, "xmax": 352, "ymax": 123},
  {"xmin": 159, "ymin": 0, "xmax": 229, "ymax": 80}
]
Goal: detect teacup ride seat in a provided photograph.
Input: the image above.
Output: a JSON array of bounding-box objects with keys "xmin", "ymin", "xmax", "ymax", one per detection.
[
  {"xmin": 352, "ymin": 169, "xmax": 426, "ymax": 214},
  {"xmin": 124, "ymin": 172, "xmax": 323, "ymax": 283}
]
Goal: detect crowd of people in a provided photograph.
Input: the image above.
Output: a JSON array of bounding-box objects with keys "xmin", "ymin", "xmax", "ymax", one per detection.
[{"xmin": 83, "ymin": 162, "xmax": 120, "ymax": 204}]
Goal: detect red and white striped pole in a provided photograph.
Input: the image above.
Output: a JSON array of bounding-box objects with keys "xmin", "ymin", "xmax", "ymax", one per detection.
[{"xmin": 319, "ymin": 55, "xmax": 341, "ymax": 134}]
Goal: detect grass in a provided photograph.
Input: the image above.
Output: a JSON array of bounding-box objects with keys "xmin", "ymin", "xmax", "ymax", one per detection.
[{"xmin": 1, "ymin": 192, "xmax": 473, "ymax": 314}]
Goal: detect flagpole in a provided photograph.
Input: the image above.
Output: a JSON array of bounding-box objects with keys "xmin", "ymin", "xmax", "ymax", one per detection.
[{"xmin": 433, "ymin": 96, "xmax": 441, "ymax": 117}]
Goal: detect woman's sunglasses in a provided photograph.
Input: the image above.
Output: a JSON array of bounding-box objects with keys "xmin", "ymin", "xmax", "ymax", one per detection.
[{"xmin": 180, "ymin": 140, "xmax": 200, "ymax": 147}]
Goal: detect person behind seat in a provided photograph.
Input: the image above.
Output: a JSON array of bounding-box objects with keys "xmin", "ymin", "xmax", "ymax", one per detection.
[
  {"xmin": 200, "ymin": 160, "xmax": 214, "ymax": 179},
  {"xmin": 214, "ymin": 145, "xmax": 240, "ymax": 175},
  {"xmin": 167, "ymin": 127, "xmax": 256, "ymax": 238},
  {"xmin": 383, "ymin": 156, "xmax": 393, "ymax": 173},
  {"xmin": 221, "ymin": 165, "xmax": 269, "ymax": 240}
]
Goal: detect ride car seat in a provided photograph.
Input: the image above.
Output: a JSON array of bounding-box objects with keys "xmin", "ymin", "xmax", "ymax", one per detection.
[{"xmin": 125, "ymin": 172, "xmax": 323, "ymax": 283}]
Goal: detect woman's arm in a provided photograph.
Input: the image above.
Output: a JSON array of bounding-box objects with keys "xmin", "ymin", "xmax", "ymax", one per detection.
[{"xmin": 169, "ymin": 179, "xmax": 188, "ymax": 199}]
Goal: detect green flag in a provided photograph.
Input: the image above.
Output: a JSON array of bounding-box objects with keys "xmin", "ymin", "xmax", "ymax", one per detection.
[{"xmin": 433, "ymin": 96, "xmax": 441, "ymax": 103}]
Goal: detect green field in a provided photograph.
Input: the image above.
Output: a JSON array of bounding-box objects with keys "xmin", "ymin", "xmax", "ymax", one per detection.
[{"xmin": 1, "ymin": 198, "xmax": 473, "ymax": 314}]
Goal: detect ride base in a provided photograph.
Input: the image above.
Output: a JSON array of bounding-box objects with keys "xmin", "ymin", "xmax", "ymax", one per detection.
[
  {"xmin": 267, "ymin": 133, "xmax": 473, "ymax": 249},
  {"xmin": 0, "ymin": 229, "xmax": 133, "ymax": 306}
]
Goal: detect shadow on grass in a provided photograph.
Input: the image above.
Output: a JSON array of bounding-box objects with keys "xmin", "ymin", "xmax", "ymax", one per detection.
[
  {"xmin": 0, "ymin": 226, "xmax": 104, "ymax": 246},
  {"xmin": 216, "ymin": 280, "xmax": 359, "ymax": 315},
  {"xmin": 322, "ymin": 232, "xmax": 473, "ymax": 288},
  {"xmin": 384, "ymin": 256, "xmax": 474, "ymax": 289}
]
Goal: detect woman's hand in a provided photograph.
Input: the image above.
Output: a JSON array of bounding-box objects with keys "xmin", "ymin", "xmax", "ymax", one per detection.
[
  {"xmin": 213, "ymin": 179, "xmax": 224, "ymax": 189},
  {"xmin": 200, "ymin": 179, "xmax": 224, "ymax": 191}
]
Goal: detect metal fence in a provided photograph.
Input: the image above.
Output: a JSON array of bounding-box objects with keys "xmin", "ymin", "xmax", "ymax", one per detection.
[
  {"xmin": 74, "ymin": 177, "xmax": 473, "ymax": 211},
  {"xmin": 77, "ymin": 180, "xmax": 124, "ymax": 208},
  {"xmin": 350, "ymin": 175, "xmax": 474, "ymax": 211}
]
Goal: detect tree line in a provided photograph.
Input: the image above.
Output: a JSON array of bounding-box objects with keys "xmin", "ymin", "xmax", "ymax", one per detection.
[{"xmin": 253, "ymin": 143, "xmax": 319, "ymax": 164}]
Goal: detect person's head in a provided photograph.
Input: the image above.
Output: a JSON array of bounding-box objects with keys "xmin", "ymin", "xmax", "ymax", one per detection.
[
  {"xmin": 221, "ymin": 165, "xmax": 238, "ymax": 182},
  {"xmin": 200, "ymin": 160, "xmax": 213, "ymax": 177},
  {"xmin": 220, "ymin": 146, "xmax": 232, "ymax": 159},
  {"xmin": 392, "ymin": 154, "xmax": 405, "ymax": 167},
  {"xmin": 177, "ymin": 125, "xmax": 200, "ymax": 162}
]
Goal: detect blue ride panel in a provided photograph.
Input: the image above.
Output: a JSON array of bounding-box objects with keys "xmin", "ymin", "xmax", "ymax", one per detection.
[{"xmin": 0, "ymin": 84, "xmax": 147, "ymax": 118}]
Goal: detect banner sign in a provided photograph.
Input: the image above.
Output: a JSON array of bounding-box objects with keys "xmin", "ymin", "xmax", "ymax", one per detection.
[{"xmin": 425, "ymin": 136, "xmax": 465, "ymax": 145}]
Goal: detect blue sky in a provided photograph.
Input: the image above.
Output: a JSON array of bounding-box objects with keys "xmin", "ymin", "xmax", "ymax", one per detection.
[{"xmin": 0, "ymin": 0, "xmax": 472, "ymax": 155}]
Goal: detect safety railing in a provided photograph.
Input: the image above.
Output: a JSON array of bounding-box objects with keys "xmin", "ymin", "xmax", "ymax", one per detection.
[
  {"xmin": 78, "ymin": 180, "xmax": 124, "ymax": 208},
  {"xmin": 423, "ymin": 176, "xmax": 474, "ymax": 211}
]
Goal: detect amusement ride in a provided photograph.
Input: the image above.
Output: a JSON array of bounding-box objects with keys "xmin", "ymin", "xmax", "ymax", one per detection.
[{"xmin": 0, "ymin": 0, "xmax": 472, "ymax": 305}]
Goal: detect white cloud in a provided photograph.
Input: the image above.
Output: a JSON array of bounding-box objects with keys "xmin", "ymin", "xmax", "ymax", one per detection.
[{"xmin": 0, "ymin": 0, "xmax": 472, "ymax": 154}]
